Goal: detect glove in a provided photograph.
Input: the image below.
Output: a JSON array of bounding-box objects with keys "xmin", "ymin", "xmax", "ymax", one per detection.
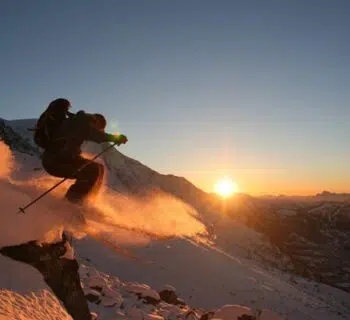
[
  {"xmin": 106, "ymin": 133, "xmax": 128, "ymax": 145},
  {"xmin": 116, "ymin": 134, "xmax": 128, "ymax": 145}
]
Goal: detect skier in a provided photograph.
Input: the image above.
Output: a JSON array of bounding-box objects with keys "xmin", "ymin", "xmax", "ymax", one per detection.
[
  {"xmin": 2, "ymin": 97, "xmax": 129, "ymax": 320},
  {"xmin": 34, "ymin": 98, "xmax": 128, "ymax": 205}
]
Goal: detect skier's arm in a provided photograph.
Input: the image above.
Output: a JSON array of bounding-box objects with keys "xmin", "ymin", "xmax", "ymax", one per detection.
[
  {"xmin": 85, "ymin": 126, "xmax": 128, "ymax": 146},
  {"xmin": 85, "ymin": 125, "xmax": 110, "ymax": 143},
  {"xmin": 77, "ymin": 111, "xmax": 128, "ymax": 145}
]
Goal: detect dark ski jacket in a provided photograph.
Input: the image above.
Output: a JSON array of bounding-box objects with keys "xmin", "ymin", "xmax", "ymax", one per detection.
[{"xmin": 44, "ymin": 111, "xmax": 109, "ymax": 159}]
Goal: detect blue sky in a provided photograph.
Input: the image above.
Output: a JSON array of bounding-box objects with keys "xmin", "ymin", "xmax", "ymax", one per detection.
[{"xmin": 1, "ymin": 0, "xmax": 349, "ymax": 194}]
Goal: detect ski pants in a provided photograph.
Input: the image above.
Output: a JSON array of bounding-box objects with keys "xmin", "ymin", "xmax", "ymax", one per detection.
[{"xmin": 42, "ymin": 152, "xmax": 104, "ymax": 205}]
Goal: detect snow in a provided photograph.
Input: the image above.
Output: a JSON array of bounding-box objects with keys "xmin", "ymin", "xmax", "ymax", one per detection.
[
  {"xmin": 75, "ymin": 236, "xmax": 350, "ymax": 320},
  {"xmin": 0, "ymin": 141, "xmax": 201, "ymax": 250},
  {"xmin": 163, "ymin": 285, "xmax": 176, "ymax": 292},
  {"xmin": 0, "ymin": 289, "xmax": 70, "ymax": 320},
  {"xmin": 259, "ymin": 309, "xmax": 283, "ymax": 320},
  {"xmin": 212, "ymin": 304, "xmax": 254, "ymax": 319},
  {"xmin": 124, "ymin": 283, "xmax": 160, "ymax": 301},
  {"xmin": 0, "ymin": 142, "xmax": 65, "ymax": 247}
]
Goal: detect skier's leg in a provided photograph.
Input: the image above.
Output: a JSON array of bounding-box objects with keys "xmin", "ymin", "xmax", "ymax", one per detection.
[
  {"xmin": 42, "ymin": 153, "xmax": 81, "ymax": 179},
  {"xmin": 42, "ymin": 153, "xmax": 105, "ymax": 205},
  {"xmin": 65, "ymin": 160, "xmax": 104, "ymax": 204}
]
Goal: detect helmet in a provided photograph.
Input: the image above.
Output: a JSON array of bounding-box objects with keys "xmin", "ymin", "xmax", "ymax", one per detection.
[{"xmin": 47, "ymin": 98, "xmax": 71, "ymax": 113}]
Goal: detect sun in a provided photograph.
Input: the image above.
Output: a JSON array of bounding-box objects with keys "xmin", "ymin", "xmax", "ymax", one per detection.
[{"xmin": 214, "ymin": 177, "xmax": 239, "ymax": 198}]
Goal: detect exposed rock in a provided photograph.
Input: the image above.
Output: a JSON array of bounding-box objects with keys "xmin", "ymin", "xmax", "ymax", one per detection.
[
  {"xmin": 0, "ymin": 240, "xmax": 91, "ymax": 319},
  {"xmin": 199, "ymin": 311, "xmax": 215, "ymax": 320},
  {"xmin": 159, "ymin": 289, "xmax": 185, "ymax": 305},
  {"xmin": 90, "ymin": 285, "xmax": 103, "ymax": 292},
  {"xmin": 141, "ymin": 295, "xmax": 160, "ymax": 306},
  {"xmin": 85, "ymin": 292, "xmax": 101, "ymax": 304},
  {"xmin": 123, "ymin": 282, "xmax": 162, "ymax": 307}
]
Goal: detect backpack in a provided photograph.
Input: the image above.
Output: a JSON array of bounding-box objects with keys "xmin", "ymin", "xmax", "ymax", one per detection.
[{"xmin": 34, "ymin": 99, "xmax": 71, "ymax": 149}]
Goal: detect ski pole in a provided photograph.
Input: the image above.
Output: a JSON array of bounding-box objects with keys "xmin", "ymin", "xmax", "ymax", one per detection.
[{"xmin": 17, "ymin": 141, "xmax": 119, "ymax": 214}]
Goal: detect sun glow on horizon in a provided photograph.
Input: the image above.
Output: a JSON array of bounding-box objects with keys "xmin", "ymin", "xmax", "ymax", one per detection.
[{"xmin": 214, "ymin": 177, "xmax": 239, "ymax": 198}]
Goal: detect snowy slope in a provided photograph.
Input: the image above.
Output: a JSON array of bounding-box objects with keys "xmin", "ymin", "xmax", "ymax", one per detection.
[
  {"xmin": 74, "ymin": 237, "xmax": 350, "ymax": 320},
  {"xmin": 1, "ymin": 231, "xmax": 350, "ymax": 319},
  {"xmin": 0, "ymin": 253, "xmax": 284, "ymax": 320}
]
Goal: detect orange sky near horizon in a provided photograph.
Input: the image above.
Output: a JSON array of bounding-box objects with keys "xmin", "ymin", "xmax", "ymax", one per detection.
[{"xmin": 175, "ymin": 167, "xmax": 350, "ymax": 197}]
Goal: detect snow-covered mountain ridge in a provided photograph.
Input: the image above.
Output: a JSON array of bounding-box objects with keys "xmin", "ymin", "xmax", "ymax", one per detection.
[{"xmin": 0, "ymin": 119, "xmax": 39, "ymax": 156}]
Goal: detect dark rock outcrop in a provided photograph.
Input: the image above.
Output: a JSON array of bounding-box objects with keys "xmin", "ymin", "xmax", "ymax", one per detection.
[{"xmin": 159, "ymin": 289, "xmax": 186, "ymax": 306}]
